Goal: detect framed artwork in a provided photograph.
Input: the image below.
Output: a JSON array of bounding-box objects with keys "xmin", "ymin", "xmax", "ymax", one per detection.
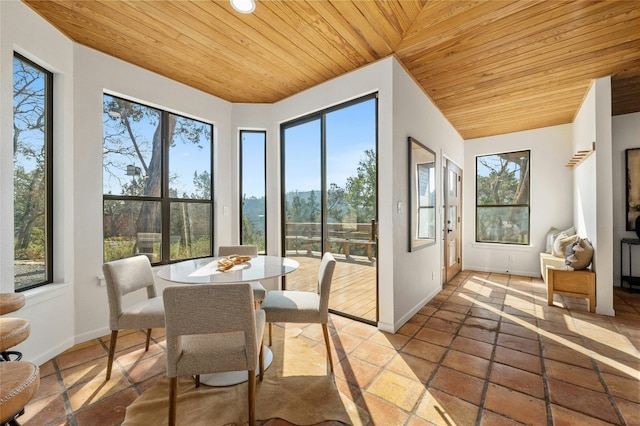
[
  {"xmin": 408, "ymin": 137, "xmax": 436, "ymax": 251},
  {"xmin": 626, "ymin": 148, "xmax": 640, "ymax": 231}
]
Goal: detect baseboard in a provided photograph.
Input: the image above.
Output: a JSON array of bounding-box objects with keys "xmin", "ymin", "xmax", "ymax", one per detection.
[
  {"xmin": 463, "ymin": 265, "xmax": 539, "ymax": 278},
  {"xmin": 391, "ymin": 285, "xmax": 441, "ymax": 333}
]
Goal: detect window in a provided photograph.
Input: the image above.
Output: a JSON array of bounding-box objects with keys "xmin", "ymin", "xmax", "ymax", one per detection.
[
  {"xmin": 103, "ymin": 95, "xmax": 213, "ymax": 263},
  {"xmin": 240, "ymin": 130, "xmax": 266, "ymax": 252},
  {"xmin": 13, "ymin": 53, "xmax": 53, "ymax": 291},
  {"xmin": 281, "ymin": 94, "xmax": 378, "ymax": 324},
  {"xmin": 476, "ymin": 150, "xmax": 530, "ymax": 244}
]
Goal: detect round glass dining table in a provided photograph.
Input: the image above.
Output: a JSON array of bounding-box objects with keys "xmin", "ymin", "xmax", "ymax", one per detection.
[
  {"xmin": 157, "ymin": 255, "xmax": 299, "ymax": 284},
  {"xmin": 156, "ymin": 255, "xmax": 299, "ymax": 386}
]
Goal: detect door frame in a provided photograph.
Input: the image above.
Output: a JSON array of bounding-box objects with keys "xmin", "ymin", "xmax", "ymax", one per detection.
[
  {"xmin": 279, "ymin": 93, "xmax": 379, "ymax": 325},
  {"xmin": 442, "ymin": 156, "xmax": 463, "ymax": 284}
]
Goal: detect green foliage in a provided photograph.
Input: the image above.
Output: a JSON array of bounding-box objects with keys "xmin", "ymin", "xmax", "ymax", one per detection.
[
  {"xmin": 242, "ymin": 216, "xmax": 265, "ymax": 250},
  {"xmin": 345, "ymin": 149, "xmax": 376, "ymax": 222},
  {"xmin": 103, "ymin": 238, "xmax": 137, "ymax": 263},
  {"xmin": 13, "ymin": 56, "xmax": 48, "ymax": 269},
  {"xmin": 476, "ymin": 151, "xmax": 530, "ymax": 244}
]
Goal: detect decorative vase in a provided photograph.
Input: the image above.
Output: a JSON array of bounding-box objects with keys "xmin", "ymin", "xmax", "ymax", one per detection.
[{"xmin": 636, "ymin": 216, "xmax": 640, "ymax": 239}]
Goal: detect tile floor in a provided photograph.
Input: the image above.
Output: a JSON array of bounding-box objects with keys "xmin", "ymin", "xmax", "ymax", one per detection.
[{"xmin": 17, "ymin": 271, "xmax": 640, "ymax": 425}]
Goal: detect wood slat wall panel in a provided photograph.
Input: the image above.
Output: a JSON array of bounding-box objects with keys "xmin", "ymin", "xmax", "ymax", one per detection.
[
  {"xmin": 22, "ymin": 0, "xmax": 640, "ymax": 139},
  {"xmin": 612, "ymin": 74, "xmax": 640, "ymax": 116}
]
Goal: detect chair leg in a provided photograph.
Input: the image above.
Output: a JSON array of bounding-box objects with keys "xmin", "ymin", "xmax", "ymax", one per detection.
[
  {"xmin": 195, "ymin": 374, "xmax": 200, "ymax": 388},
  {"xmin": 268, "ymin": 323, "xmax": 272, "ymax": 346},
  {"xmin": 106, "ymin": 330, "xmax": 118, "ymax": 380},
  {"xmin": 248, "ymin": 369, "xmax": 256, "ymax": 425},
  {"xmin": 168, "ymin": 376, "xmax": 177, "ymax": 426},
  {"xmin": 259, "ymin": 343, "xmax": 264, "ymax": 381},
  {"xmin": 145, "ymin": 328, "xmax": 152, "ymax": 351},
  {"xmin": 322, "ymin": 324, "xmax": 334, "ymax": 373}
]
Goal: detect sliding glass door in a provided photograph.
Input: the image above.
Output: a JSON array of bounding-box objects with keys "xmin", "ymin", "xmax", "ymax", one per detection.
[{"xmin": 281, "ymin": 94, "xmax": 378, "ymax": 324}]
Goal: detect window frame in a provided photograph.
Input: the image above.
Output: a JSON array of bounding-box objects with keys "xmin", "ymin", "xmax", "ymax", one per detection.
[
  {"xmin": 239, "ymin": 129, "xmax": 267, "ymax": 253},
  {"xmin": 475, "ymin": 149, "xmax": 530, "ymax": 245},
  {"xmin": 102, "ymin": 94, "xmax": 214, "ymax": 265},
  {"xmin": 13, "ymin": 52, "xmax": 54, "ymax": 291}
]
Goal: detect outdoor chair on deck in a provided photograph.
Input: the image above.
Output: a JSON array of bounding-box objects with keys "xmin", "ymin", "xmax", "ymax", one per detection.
[
  {"xmin": 260, "ymin": 252, "xmax": 336, "ymax": 372},
  {"xmin": 102, "ymin": 255, "xmax": 165, "ymax": 380}
]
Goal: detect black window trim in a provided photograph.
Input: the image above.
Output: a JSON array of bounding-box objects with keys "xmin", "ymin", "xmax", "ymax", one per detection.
[
  {"xmin": 239, "ymin": 129, "xmax": 267, "ymax": 253},
  {"xmin": 102, "ymin": 94, "xmax": 214, "ymax": 265},
  {"xmin": 14, "ymin": 52, "xmax": 54, "ymax": 291},
  {"xmin": 475, "ymin": 149, "xmax": 531, "ymax": 245}
]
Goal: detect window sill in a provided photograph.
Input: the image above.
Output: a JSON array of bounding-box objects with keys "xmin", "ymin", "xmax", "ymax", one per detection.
[
  {"xmin": 471, "ymin": 242, "xmax": 534, "ymax": 251},
  {"xmin": 21, "ymin": 282, "xmax": 72, "ymax": 307}
]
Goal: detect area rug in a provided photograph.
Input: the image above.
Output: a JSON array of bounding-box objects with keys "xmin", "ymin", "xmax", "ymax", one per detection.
[{"xmin": 123, "ymin": 325, "xmax": 369, "ymax": 425}]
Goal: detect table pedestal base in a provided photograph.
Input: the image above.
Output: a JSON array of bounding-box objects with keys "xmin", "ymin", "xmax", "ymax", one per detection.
[{"xmin": 199, "ymin": 346, "xmax": 273, "ymax": 387}]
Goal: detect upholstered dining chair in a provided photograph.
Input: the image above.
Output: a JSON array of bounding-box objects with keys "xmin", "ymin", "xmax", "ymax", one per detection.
[
  {"xmin": 260, "ymin": 252, "xmax": 336, "ymax": 372},
  {"xmin": 163, "ymin": 283, "xmax": 265, "ymax": 426},
  {"xmin": 102, "ymin": 255, "xmax": 165, "ymax": 380},
  {"xmin": 217, "ymin": 245, "xmax": 267, "ymax": 307}
]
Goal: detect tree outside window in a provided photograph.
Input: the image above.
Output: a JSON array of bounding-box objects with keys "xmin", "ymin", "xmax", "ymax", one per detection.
[
  {"xmin": 102, "ymin": 95, "xmax": 213, "ymax": 263},
  {"xmin": 476, "ymin": 150, "xmax": 530, "ymax": 244},
  {"xmin": 240, "ymin": 130, "xmax": 266, "ymax": 252},
  {"xmin": 13, "ymin": 53, "xmax": 53, "ymax": 291}
]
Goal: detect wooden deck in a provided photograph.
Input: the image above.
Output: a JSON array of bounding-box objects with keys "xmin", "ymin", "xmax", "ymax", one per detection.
[{"xmin": 283, "ymin": 251, "xmax": 377, "ymax": 323}]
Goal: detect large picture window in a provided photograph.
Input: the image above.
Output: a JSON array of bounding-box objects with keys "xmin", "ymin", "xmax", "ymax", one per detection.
[
  {"xmin": 13, "ymin": 53, "xmax": 53, "ymax": 291},
  {"xmin": 103, "ymin": 95, "xmax": 213, "ymax": 263},
  {"xmin": 476, "ymin": 150, "xmax": 530, "ymax": 244}
]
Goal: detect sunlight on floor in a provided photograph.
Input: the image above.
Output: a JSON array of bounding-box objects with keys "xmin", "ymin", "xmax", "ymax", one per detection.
[{"xmin": 457, "ymin": 291, "xmax": 639, "ymax": 380}]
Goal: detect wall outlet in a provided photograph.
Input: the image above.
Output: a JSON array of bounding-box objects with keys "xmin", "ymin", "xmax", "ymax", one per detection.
[{"xmin": 432, "ymin": 271, "xmax": 435, "ymax": 280}]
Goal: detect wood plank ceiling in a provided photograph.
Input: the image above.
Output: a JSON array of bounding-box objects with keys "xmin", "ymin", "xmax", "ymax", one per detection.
[{"xmin": 22, "ymin": 0, "xmax": 640, "ymax": 140}]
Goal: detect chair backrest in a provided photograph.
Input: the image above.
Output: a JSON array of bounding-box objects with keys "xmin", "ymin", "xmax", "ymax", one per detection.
[
  {"xmin": 317, "ymin": 252, "xmax": 337, "ymax": 322},
  {"xmin": 217, "ymin": 245, "xmax": 258, "ymax": 257},
  {"xmin": 102, "ymin": 255, "xmax": 156, "ymax": 329},
  {"xmin": 163, "ymin": 284, "xmax": 259, "ymax": 375}
]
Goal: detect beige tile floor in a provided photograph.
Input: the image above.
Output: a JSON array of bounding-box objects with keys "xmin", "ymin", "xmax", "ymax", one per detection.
[{"xmin": 17, "ymin": 271, "xmax": 640, "ymax": 425}]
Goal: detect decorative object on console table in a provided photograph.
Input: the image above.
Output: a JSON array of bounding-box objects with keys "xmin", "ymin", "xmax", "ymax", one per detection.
[{"xmin": 626, "ymin": 147, "xmax": 640, "ymax": 232}]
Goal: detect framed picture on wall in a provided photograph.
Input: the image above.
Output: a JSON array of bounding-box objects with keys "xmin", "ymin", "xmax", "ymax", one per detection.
[
  {"xmin": 408, "ymin": 137, "xmax": 436, "ymax": 251},
  {"xmin": 626, "ymin": 148, "xmax": 640, "ymax": 231}
]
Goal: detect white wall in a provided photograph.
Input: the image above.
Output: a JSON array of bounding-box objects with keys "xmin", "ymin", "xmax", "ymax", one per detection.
[
  {"xmin": 463, "ymin": 125, "xmax": 574, "ymax": 276},
  {"xmin": 613, "ymin": 112, "xmax": 640, "ymax": 284},
  {"xmin": 390, "ymin": 60, "xmax": 464, "ymax": 330},
  {"xmin": 573, "ymin": 78, "xmax": 615, "ymax": 316},
  {"xmin": 73, "ymin": 45, "xmax": 233, "ymax": 343},
  {"xmin": 1, "ymin": 0, "xmax": 76, "ymax": 365}
]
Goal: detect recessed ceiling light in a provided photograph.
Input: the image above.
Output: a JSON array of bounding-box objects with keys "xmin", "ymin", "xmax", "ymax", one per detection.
[{"xmin": 230, "ymin": 0, "xmax": 255, "ymax": 14}]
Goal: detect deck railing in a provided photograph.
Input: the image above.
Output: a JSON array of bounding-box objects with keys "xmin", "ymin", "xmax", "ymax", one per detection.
[{"xmin": 285, "ymin": 220, "xmax": 376, "ymax": 260}]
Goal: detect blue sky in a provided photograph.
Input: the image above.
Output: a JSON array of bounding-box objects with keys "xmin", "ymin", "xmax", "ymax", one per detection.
[{"xmin": 103, "ymin": 96, "xmax": 376, "ymax": 199}]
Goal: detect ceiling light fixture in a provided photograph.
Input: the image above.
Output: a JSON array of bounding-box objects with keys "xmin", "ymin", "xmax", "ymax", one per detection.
[{"xmin": 230, "ymin": 0, "xmax": 255, "ymax": 14}]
